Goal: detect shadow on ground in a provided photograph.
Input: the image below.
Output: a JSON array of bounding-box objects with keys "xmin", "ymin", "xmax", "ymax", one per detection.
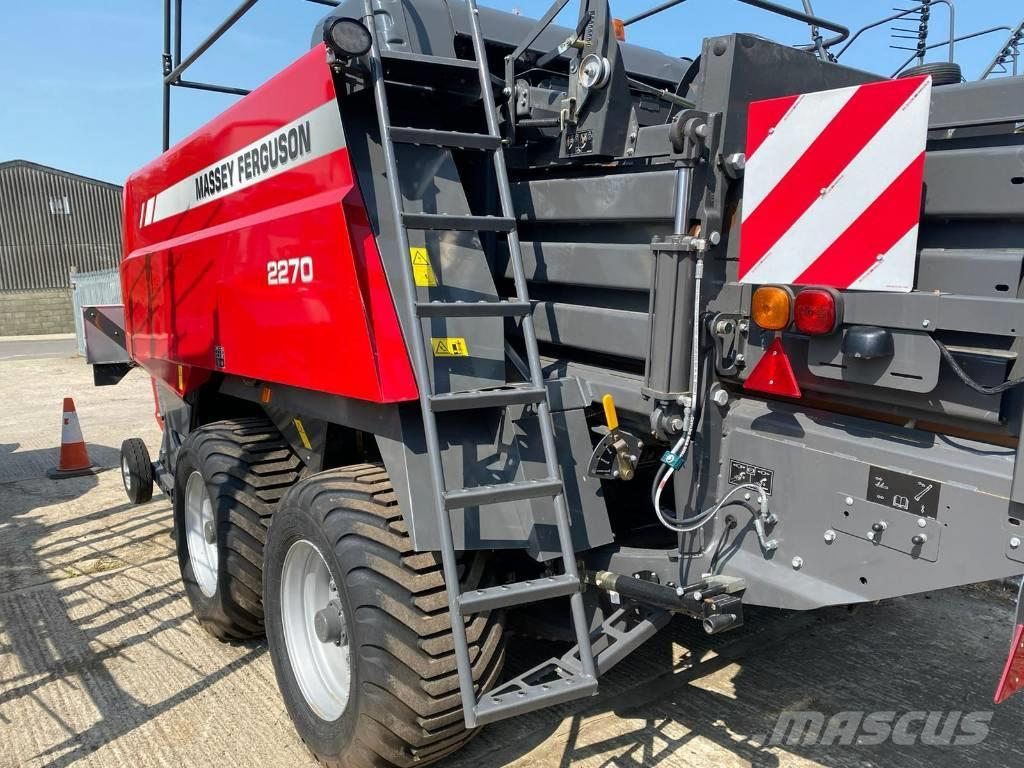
[
  {"xmin": 453, "ymin": 594, "xmax": 1024, "ymax": 768},
  {"xmin": 0, "ymin": 465, "xmax": 268, "ymax": 768},
  {"xmin": 0, "ymin": 441, "xmax": 121, "ymax": 485},
  {"xmin": 2, "ymin": 444, "xmax": 1023, "ymax": 767}
]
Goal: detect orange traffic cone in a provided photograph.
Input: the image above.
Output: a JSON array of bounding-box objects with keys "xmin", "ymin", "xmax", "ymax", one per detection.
[{"xmin": 47, "ymin": 397, "xmax": 99, "ymax": 479}]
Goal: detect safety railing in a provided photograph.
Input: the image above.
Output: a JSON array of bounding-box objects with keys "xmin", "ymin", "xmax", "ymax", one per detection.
[
  {"xmin": 619, "ymin": 0, "xmax": 849, "ymax": 51},
  {"xmin": 160, "ymin": 0, "xmax": 339, "ymax": 150},
  {"xmin": 982, "ymin": 19, "xmax": 1023, "ymax": 79}
]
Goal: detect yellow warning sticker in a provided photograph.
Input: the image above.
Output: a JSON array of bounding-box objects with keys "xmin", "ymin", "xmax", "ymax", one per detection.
[
  {"xmin": 431, "ymin": 337, "xmax": 469, "ymax": 357},
  {"xmin": 293, "ymin": 418, "xmax": 312, "ymax": 450},
  {"xmin": 177, "ymin": 365, "xmax": 184, "ymax": 391},
  {"xmin": 410, "ymin": 247, "xmax": 437, "ymax": 287}
]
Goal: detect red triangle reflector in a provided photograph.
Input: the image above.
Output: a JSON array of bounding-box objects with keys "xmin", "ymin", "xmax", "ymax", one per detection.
[
  {"xmin": 995, "ymin": 624, "xmax": 1024, "ymax": 704},
  {"xmin": 743, "ymin": 338, "xmax": 801, "ymax": 398}
]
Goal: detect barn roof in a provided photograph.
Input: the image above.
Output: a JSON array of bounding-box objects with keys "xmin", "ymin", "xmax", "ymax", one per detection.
[{"xmin": 0, "ymin": 160, "xmax": 121, "ymax": 191}]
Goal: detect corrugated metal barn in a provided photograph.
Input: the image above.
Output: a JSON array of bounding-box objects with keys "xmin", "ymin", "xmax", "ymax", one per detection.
[{"xmin": 0, "ymin": 160, "xmax": 122, "ymax": 336}]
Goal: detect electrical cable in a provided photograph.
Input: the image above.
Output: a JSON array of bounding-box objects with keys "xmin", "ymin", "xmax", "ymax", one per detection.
[
  {"xmin": 935, "ymin": 339, "xmax": 1024, "ymax": 395},
  {"xmin": 656, "ymin": 483, "xmax": 768, "ymax": 533}
]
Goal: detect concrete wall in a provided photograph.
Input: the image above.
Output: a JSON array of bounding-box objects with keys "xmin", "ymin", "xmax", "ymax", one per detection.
[{"xmin": 0, "ymin": 289, "xmax": 74, "ymax": 336}]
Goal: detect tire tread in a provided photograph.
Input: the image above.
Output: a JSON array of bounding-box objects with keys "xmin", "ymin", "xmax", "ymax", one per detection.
[
  {"xmin": 182, "ymin": 417, "xmax": 303, "ymax": 640},
  {"xmin": 277, "ymin": 463, "xmax": 505, "ymax": 768}
]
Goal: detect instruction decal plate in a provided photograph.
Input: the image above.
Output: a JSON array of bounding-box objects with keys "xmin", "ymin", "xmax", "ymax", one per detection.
[
  {"xmin": 410, "ymin": 247, "xmax": 437, "ymax": 287},
  {"xmin": 431, "ymin": 337, "xmax": 469, "ymax": 357},
  {"xmin": 728, "ymin": 460, "xmax": 773, "ymax": 496},
  {"xmin": 865, "ymin": 466, "xmax": 941, "ymax": 518}
]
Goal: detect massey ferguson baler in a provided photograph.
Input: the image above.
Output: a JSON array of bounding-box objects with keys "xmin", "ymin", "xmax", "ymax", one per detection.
[{"xmin": 90, "ymin": 0, "xmax": 1024, "ymax": 764}]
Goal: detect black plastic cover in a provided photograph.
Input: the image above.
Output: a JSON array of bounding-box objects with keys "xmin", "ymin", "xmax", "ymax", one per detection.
[{"xmin": 842, "ymin": 325, "xmax": 894, "ymax": 360}]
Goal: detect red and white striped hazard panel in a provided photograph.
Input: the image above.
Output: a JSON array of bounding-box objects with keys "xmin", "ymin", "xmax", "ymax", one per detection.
[{"xmin": 738, "ymin": 75, "xmax": 932, "ymax": 293}]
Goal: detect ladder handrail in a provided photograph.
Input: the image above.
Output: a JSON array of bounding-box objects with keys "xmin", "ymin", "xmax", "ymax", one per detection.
[
  {"xmin": 465, "ymin": 0, "xmax": 598, "ymax": 685},
  {"xmin": 361, "ymin": 0, "xmax": 598, "ymax": 727},
  {"xmin": 360, "ymin": 0, "xmax": 479, "ymax": 723}
]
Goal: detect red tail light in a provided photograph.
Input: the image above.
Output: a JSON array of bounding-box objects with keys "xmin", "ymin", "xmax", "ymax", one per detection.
[{"xmin": 794, "ymin": 288, "xmax": 841, "ymax": 335}]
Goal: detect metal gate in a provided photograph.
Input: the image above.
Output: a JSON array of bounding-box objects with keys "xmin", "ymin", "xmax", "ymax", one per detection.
[{"xmin": 70, "ymin": 267, "xmax": 121, "ymax": 355}]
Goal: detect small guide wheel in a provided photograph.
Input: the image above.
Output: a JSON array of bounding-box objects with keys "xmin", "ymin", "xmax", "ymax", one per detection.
[{"xmin": 120, "ymin": 437, "xmax": 154, "ymax": 504}]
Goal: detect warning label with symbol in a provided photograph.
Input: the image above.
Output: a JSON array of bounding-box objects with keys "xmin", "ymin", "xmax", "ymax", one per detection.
[
  {"xmin": 410, "ymin": 247, "xmax": 437, "ymax": 287},
  {"xmin": 431, "ymin": 337, "xmax": 469, "ymax": 357}
]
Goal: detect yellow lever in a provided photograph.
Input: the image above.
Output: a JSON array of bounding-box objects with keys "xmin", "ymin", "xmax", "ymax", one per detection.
[{"xmin": 602, "ymin": 394, "xmax": 619, "ymax": 432}]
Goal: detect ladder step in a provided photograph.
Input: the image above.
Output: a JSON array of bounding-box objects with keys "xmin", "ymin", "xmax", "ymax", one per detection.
[
  {"xmin": 390, "ymin": 127, "xmax": 501, "ymax": 150},
  {"xmin": 416, "ymin": 300, "xmax": 530, "ymax": 318},
  {"xmin": 403, "ymin": 213, "xmax": 516, "ymax": 232},
  {"xmin": 473, "ymin": 660, "xmax": 597, "ymax": 726},
  {"xmin": 459, "ymin": 574, "xmax": 579, "ymax": 614},
  {"xmin": 430, "ymin": 384, "xmax": 546, "ymax": 413},
  {"xmin": 443, "ymin": 478, "xmax": 562, "ymax": 510},
  {"xmin": 379, "ymin": 51, "xmax": 483, "ymax": 91}
]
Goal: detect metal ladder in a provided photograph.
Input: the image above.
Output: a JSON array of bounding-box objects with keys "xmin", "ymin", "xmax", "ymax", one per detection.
[{"xmin": 361, "ymin": 0, "xmax": 598, "ymax": 728}]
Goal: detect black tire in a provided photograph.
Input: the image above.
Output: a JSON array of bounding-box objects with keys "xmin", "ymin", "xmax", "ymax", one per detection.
[
  {"xmin": 899, "ymin": 61, "xmax": 962, "ymax": 86},
  {"xmin": 174, "ymin": 417, "xmax": 304, "ymax": 641},
  {"xmin": 264, "ymin": 463, "xmax": 505, "ymax": 768},
  {"xmin": 120, "ymin": 437, "xmax": 154, "ymax": 504}
]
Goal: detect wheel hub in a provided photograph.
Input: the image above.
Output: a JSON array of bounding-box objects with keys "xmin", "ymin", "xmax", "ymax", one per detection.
[
  {"xmin": 313, "ymin": 599, "xmax": 347, "ymax": 645},
  {"xmin": 184, "ymin": 471, "xmax": 218, "ymax": 597},
  {"xmin": 280, "ymin": 540, "xmax": 352, "ymax": 721}
]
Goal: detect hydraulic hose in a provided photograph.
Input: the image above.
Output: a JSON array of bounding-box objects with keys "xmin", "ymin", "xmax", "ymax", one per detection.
[{"xmin": 655, "ymin": 482, "xmax": 769, "ymax": 534}]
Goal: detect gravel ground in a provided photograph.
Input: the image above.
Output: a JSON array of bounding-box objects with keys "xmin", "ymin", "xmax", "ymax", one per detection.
[{"xmin": 1, "ymin": 353, "xmax": 1023, "ymax": 767}]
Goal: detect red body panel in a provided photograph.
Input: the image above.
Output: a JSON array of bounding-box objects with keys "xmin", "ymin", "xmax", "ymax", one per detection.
[{"xmin": 122, "ymin": 45, "xmax": 416, "ymax": 403}]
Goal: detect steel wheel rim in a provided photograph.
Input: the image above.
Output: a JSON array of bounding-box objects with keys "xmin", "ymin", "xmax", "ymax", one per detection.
[
  {"xmin": 121, "ymin": 455, "xmax": 132, "ymax": 493},
  {"xmin": 184, "ymin": 471, "xmax": 218, "ymax": 597},
  {"xmin": 281, "ymin": 539, "xmax": 352, "ymax": 721}
]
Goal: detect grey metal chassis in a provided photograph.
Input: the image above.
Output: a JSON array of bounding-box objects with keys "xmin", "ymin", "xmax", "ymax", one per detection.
[
  {"xmin": 346, "ymin": 2, "xmax": 1024, "ymax": 610},
  {"xmin": 146, "ymin": 1, "xmax": 1024, "ymax": 615}
]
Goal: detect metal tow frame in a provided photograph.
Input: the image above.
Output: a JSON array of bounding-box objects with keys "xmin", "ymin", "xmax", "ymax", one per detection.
[
  {"xmin": 499, "ymin": 0, "xmax": 848, "ymax": 134},
  {"xmin": 982, "ymin": 19, "xmax": 1024, "ymax": 80},
  {"xmin": 620, "ymin": 0, "xmax": 849, "ymax": 48},
  {"xmin": 892, "ymin": 26, "xmax": 1013, "ymax": 78},
  {"xmin": 159, "ymin": 0, "xmax": 339, "ymax": 151},
  {"xmin": 835, "ymin": 1, "xmax": 956, "ymax": 65}
]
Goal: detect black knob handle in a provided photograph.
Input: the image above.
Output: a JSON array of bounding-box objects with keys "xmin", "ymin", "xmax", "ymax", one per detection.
[{"xmin": 871, "ymin": 522, "xmax": 887, "ymax": 533}]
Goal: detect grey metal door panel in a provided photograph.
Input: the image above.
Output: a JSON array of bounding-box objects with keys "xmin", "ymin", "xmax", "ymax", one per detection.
[
  {"xmin": 510, "ymin": 170, "xmax": 676, "ymax": 223},
  {"xmin": 507, "ymin": 241, "xmax": 652, "ymax": 292},
  {"xmin": 699, "ymin": 399, "xmax": 1022, "ymax": 610},
  {"xmin": 807, "ymin": 330, "xmax": 940, "ymax": 393},
  {"xmin": 378, "ymin": 391, "xmax": 613, "ymax": 559},
  {"xmin": 531, "ymin": 301, "xmax": 649, "ymax": 360},
  {"xmin": 923, "ymin": 147, "xmax": 1024, "ymax": 218},
  {"xmin": 928, "ymin": 76, "xmax": 1024, "ymax": 131}
]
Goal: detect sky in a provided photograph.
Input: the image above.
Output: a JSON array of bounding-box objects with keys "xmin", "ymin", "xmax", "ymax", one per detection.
[{"xmin": 0, "ymin": 0, "xmax": 1018, "ymax": 185}]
